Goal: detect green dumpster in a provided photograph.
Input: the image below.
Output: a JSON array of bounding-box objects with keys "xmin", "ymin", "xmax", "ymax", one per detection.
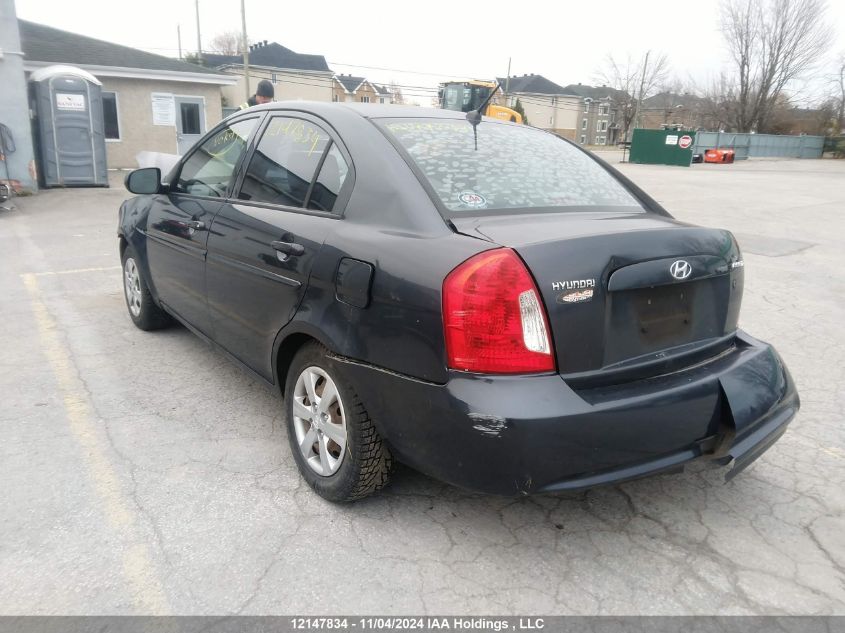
[{"xmin": 629, "ymin": 128, "xmax": 696, "ymax": 167}]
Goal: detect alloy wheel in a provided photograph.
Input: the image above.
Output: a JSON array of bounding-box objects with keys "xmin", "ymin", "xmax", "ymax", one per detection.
[
  {"xmin": 124, "ymin": 257, "xmax": 142, "ymax": 317},
  {"xmin": 292, "ymin": 366, "xmax": 348, "ymax": 476}
]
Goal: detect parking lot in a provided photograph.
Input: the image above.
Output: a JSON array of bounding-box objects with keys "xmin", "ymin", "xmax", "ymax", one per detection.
[{"xmin": 1, "ymin": 157, "xmax": 844, "ymax": 615}]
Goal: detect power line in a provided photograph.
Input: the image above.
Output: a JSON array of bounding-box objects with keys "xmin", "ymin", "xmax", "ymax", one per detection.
[{"xmin": 230, "ymin": 66, "xmax": 623, "ymax": 115}]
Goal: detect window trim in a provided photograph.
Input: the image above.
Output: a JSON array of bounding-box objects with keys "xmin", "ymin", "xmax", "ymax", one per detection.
[
  {"xmin": 169, "ymin": 113, "xmax": 264, "ymax": 202},
  {"xmin": 229, "ymin": 111, "xmax": 355, "ymax": 218},
  {"xmin": 597, "ymin": 120, "xmax": 608, "ymax": 132},
  {"xmin": 102, "ymin": 91, "xmax": 121, "ymax": 142}
]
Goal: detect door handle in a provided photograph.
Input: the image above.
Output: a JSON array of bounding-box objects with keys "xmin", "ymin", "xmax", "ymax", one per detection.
[
  {"xmin": 185, "ymin": 220, "xmax": 205, "ymax": 230},
  {"xmin": 271, "ymin": 240, "xmax": 305, "ymax": 256}
]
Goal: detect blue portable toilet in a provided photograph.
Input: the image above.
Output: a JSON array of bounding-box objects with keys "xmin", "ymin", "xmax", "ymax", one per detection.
[{"xmin": 30, "ymin": 65, "xmax": 108, "ymax": 187}]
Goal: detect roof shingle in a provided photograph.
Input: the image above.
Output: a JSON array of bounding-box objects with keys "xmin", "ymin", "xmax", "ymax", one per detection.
[
  {"xmin": 335, "ymin": 75, "xmax": 366, "ymax": 93},
  {"xmin": 206, "ymin": 41, "xmax": 330, "ymax": 73},
  {"xmin": 19, "ymin": 20, "xmax": 223, "ymax": 75},
  {"xmin": 497, "ymin": 74, "xmax": 572, "ymax": 95},
  {"xmin": 561, "ymin": 84, "xmax": 629, "ymax": 101}
]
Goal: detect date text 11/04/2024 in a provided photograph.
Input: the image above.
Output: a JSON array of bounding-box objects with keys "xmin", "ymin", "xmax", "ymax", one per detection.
[{"xmin": 290, "ymin": 617, "xmax": 546, "ymax": 630}]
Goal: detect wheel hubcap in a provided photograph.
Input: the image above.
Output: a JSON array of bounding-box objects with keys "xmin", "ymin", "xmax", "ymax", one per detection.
[
  {"xmin": 124, "ymin": 258, "xmax": 142, "ymax": 317},
  {"xmin": 292, "ymin": 366, "xmax": 347, "ymax": 477}
]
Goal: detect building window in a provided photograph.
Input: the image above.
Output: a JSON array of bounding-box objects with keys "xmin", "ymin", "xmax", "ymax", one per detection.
[
  {"xmin": 596, "ymin": 136, "xmax": 606, "ymax": 145},
  {"xmin": 599, "ymin": 104, "xmax": 609, "ymax": 115},
  {"xmin": 332, "ymin": 94, "xmax": 338, "ymax": 102},
  {"xmin": 271, "ymin": 73, "xmax": 278, "ymax": 84},
  {"xmin": 379, "ymin": 97, "xmax": 385, "ymax": 104},
  {"xmin": 581, "ymin": 119, "xmax": 587, "ymax": 130},
  {"xmin": 361, "ymin": 96, "xmax": 370, "ymax": 103},
  {"xmin": 180, "ymin": 102, "xmax": 201, "ymax": 135},
  {"xmin": 584, "ymin": 101, "xmax": 589, "ymax": 113},
  {"xmin": 597, "ymin": 120, "xmax": 608, "ymax": 132},
  {"xmin": 580, "ymin": 135, "xmax": 586, "ymax": 144},
  {"xmin": 102, "ymin": 92, "xmax": 120, "ymax": 140}
]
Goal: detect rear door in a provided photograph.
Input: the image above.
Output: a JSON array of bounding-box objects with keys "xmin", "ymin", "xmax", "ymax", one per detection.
[
  {"xmin": 205, "ymin": 114, "xmax": 353, "ymax": 380},
  {"xmin": 145, "ymin": 117, "xmax": 259, "ymax": 335}
]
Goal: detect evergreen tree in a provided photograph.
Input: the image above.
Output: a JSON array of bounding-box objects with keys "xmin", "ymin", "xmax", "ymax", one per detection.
[{"xmin": 513, "ymin": 98, "xmax": 528, "ymax": 125}]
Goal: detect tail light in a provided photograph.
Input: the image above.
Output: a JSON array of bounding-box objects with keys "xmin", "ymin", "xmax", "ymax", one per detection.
[{"xmin": 443, "ymin": 248, "xmax": 555, "ymax": 374}]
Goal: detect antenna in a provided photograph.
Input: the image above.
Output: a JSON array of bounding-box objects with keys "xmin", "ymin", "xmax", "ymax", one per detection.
[{"xmin": 465, "ymin": 82, "xmax": 501, "ymax": 150}]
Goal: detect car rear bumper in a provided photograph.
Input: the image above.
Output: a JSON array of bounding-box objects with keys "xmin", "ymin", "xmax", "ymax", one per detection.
[{"xmin": 336, "ymin": 330, "xmax": 799, "ymax": 496}]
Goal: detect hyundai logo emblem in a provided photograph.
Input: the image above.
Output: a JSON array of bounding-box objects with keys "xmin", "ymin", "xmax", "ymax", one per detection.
[{"xmin": 669, "ymin": 260, "xmax": 692, "ymax": 280}]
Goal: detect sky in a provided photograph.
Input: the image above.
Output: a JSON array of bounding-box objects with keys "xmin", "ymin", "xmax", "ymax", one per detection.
[{"xmin": 14, "ymin": 0, "xmax": 845, "ymax": 105}]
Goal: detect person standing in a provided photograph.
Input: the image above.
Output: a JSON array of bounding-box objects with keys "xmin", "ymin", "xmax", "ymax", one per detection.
[{"xmin": 240, "ymin": 80, "xmax": 274, "ymax": 109}]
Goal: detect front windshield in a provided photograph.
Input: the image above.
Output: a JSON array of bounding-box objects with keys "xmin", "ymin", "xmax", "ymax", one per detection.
[{"xmin": 380, "ymin": 118, "xmax": 643, "ymax": 215}]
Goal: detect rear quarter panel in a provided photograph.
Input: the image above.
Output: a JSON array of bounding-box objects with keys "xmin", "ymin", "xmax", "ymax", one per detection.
[{"xmin": 270, "ymin": 107, "xmax": 491, "ymax": 384}]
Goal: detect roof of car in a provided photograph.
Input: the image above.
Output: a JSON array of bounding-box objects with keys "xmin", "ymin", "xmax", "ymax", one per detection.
[{"xmin": 242, "ymin": 101, "xmax": 484, "ymax": 121}]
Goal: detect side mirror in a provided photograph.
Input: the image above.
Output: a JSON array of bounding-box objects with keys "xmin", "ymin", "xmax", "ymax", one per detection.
[{"xmin": 125, "ymin": 168, "xmax": 162, "ymax": 195}]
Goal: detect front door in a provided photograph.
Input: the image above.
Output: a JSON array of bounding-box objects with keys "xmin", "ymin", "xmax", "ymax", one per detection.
[
  {"xmin": 175, "ymin": 96, "xmax": 206, "ymax": 154},
  {"xmin": 146, "ymin": 117, "xmax": 259, "ymax": 335},
  {"xmin": 206, "ymin": 115, "xmax": 353, "ymax": 380}
]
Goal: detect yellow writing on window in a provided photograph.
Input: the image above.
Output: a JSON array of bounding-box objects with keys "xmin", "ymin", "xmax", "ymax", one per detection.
[{"xmin": 266, "ymin": 118, "xmax": 325, "ymax": 156}]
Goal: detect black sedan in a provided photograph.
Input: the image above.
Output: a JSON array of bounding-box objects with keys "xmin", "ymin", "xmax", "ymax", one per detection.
[{"xmin": 118, "ymin": 103, "xmax": 799, "ymax": 501}]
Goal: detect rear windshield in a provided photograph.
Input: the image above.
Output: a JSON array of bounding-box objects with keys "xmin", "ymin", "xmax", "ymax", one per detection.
[{"xmin": 380, "ymin": 118, "xmax": 643, "ymax": 214}]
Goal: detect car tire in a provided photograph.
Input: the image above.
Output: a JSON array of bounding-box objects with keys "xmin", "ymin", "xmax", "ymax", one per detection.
[
  {"xmin": 285, "ymin": 342, "xmax": 392, "ymax": 502},
  {"xmin": 121, "ymin": 246, "xmax": 171, "ymax": 331}
]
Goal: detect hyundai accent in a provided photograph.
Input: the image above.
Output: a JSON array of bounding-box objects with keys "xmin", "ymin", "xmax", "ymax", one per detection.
[{"xmin": 118, "ymin": 103, "xmax": 799, "ymax": 501}]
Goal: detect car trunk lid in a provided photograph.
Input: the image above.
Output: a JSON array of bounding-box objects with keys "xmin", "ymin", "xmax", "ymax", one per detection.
[{"xmin": 451, "ymin": 211, "xmax": 744, "ymax": 384}]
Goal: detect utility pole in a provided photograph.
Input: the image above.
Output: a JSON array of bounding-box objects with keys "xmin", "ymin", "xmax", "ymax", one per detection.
[
  {"xmin": 504, "ymin": 57, "xmax": 511, "ymax": 106},
  {"xmin": 195, "ymin": 0, "xmax": 202, "ymax": 64},
  {"xmin": 177, "ymin": 24, "xmax": 182, "ymax": 60},
  {"xmin": 241, "ymin": 0, "xmax": 250, "ymax": 103}
]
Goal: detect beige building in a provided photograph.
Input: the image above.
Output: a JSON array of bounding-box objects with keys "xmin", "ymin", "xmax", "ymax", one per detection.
[
  {"xmin": 332, "ymin": 75, "xmax": 393, "ymax": 104},
  {"xmin": 498, "ymin": 74, "xmax": 580, "ymax": 139},
  {"xmin": 20, "ymin": 20, "xmax": 236, "ymax": 169},
  {"xmin": 562, "ymin": 84, "xmax": 627, "ymax": 146},
  {"xmin": 204, "ymin": 41, "xmax": 333, "ymax": 110}
]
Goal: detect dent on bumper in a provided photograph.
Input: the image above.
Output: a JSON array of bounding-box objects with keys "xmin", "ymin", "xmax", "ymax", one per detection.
[{"xmin": 337, "ymin": 331, "xmax": 799, "ymax": 496}]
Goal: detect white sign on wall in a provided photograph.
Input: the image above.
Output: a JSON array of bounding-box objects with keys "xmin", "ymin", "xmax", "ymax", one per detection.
[
  {"xmin": 665, "ymin": 134, "xmax": 679, "ymax": 145},
  {"xmin": 56, "ymin": 93, "xmax": 86, "ymax": 111},
  {"xmin": 151, "ymin": 93, "xmax": 176, "ymax": 126}
]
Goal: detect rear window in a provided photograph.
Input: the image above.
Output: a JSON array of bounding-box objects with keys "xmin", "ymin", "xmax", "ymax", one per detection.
[{"xmin": 380, "ymin": 118, "xmax": 642, "ymax": 214}]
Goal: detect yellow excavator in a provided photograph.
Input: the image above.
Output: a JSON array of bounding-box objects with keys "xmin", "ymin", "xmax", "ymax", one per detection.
[{"xmin": 439, "ymin": 80, "xmax": 523, "ymax": 123}]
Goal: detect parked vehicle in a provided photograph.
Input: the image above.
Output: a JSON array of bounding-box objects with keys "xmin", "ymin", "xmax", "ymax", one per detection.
[{"xmin": 119, "ymin": 103, "xmax": 799, "ymax": 502}]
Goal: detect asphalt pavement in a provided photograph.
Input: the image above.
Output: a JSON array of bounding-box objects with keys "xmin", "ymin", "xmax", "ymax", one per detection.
[{"xmin": 1, "ymin": 157, "xmax": 843, "ymax": 615}]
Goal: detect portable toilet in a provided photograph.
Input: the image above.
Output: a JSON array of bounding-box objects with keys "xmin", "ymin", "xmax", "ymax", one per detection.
[{"xmin": 30, "ymin": 65, "xmax": 108, "ymax": 187}]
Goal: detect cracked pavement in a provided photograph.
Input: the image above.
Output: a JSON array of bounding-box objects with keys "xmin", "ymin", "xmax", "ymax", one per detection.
[{"xmin": 0, "ymin": 157, "xmax": 843, "ymax": 615}]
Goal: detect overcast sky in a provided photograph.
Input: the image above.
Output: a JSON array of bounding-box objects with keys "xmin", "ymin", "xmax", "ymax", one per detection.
[{"xmin": 16, "ymin": 0, "xmax": 845, "ymax": 105}]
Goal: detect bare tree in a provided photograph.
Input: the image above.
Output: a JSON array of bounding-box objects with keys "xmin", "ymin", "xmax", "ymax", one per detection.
[
  {"xmin": 833, "ymin": 52, "xmax": 845, "ymax": 133},
  {"xmin": 597, "ymin": 51, "xmax": 670, "ymax": 141},
  {"xmin": 388, "ymin": 80, "xmax": 405, "ymax": 105},
  {"xmin": 719, "ymin": 0, "xmax": 833, "ymax": 132},
  {"xmin": 698, "ymin": 73, "xmax": 738, "ymax": 131},
  {"xmin": 209, "ymin": 30, "xmax": 250, "ymax": 56}
]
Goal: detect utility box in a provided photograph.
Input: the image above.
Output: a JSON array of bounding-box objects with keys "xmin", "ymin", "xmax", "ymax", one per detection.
[
  {"xmin": 30, "ymin": 65, "xmax": 108, "ymax": 187},
  {"xmin": 629, "ymin": 128, "xmax": 696, "ymax": 167}
]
